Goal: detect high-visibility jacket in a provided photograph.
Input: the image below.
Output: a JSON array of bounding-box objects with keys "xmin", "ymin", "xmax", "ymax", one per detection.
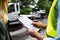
[{"xmin": 46, "ymin": 0, "xmax": 58, "ymax": 38}]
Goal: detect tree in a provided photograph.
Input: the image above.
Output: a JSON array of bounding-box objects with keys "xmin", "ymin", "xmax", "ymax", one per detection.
[
  {"xmin": 11, "ymin": 0, "xmax": 33, "ymax": 14},
  {"xmin": 20, "ymin": 0, "xmax": 35, "ymax": 14},
  {"xmin": 20, "ymin": 0, "xmax": 53, "ymax": 15},
  {"xmin": 37, "ymin": 0, "xmax": 53, "ymax": 15},
  {"xmin": 11, "ymin": 0, "xmax": 53, "ymax": 15},
  {"xmin": 11, "ymin": 0, "xmax": 20, "ymax": 3}
]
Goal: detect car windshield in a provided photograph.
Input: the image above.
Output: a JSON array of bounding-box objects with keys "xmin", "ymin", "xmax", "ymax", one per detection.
[{"xmin": 8, "ymin": 4, "xmax": 15, "ymax": 13}]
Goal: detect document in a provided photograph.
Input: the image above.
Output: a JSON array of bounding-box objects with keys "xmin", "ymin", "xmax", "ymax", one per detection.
[{"xmin": 18, "ymin": 16, "xmax": 40, "ymax": 31}]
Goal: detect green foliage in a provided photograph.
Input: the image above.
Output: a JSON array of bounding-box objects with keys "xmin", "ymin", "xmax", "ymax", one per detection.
[
  {"xmin": 11, "ymin": 0, "xmax": 53, "ymax": 15},
  {"xmin": 37, "ymin": 0, "xmax": 53, "ymax": 15},
  {"xmin": 20, "ymin": 0, "xmax": 34, "ymax": 14},
  {"xmin": 20, "ymin": 0, "xmax": 34, "ymax": 5},
  {"xmin": 11, "ymin": 0, "xmax": 20, "ymax": 3},
  {"xmin": 20, "ymin": 7, "xmax": 32, "ymax": 14},
  {"xmin": 11, "ymin": 0, "xmax": 16, "ymax": 3}
]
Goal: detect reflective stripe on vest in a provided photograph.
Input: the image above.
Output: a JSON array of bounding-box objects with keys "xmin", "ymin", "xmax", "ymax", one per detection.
[{"xmin": 46, "ymin": 0, "xmax": 58, "ymax": 38}]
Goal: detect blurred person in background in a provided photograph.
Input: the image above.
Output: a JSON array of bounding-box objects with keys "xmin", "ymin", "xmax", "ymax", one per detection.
[{"xmin": 28, "ymin": 0, "xmax": 60, "ymax": 40}]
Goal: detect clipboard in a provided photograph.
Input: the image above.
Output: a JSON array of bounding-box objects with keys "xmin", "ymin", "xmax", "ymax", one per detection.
[{"xmin": 18, "ymin": 16, "xmax": 40, "ymax": 31}]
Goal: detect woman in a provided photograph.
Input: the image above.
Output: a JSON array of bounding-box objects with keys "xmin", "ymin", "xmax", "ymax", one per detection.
[
  {"xmin": 0, "ymin": 0, "xmax": 8, "ymax": 23},
  {"xmin": 0, "ymin": 0, "xmax": 12, "ymax": 40}
]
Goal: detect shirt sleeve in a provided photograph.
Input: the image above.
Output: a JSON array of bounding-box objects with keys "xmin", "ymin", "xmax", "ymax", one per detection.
[
  {"xmin": 43, "ymin": 38, "xmax": 56, "ymax": 40},
  {"xmin": 0, "ymin": 21, "xmax": 10, "ymax": 40}
]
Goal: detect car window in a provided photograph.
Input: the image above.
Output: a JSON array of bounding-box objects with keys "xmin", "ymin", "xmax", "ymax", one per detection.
[
  {"xmin": 8, "ymin": 4, "xmax": 15, "ymax": 13},
  {"xmin": 16, "ymin": 4, "xmax": 18, "ymax": 11}
]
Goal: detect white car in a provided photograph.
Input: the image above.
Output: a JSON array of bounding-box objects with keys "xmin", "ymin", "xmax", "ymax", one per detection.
[
  {"xmin": 8, "ymin": 3, "xmax": 20, "ymax": 21},
  {"xmin": 8, "ymin": 3, "xmax": 20, "ymax": 25}
]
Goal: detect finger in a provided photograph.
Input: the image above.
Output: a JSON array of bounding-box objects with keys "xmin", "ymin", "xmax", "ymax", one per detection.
[
  {"xmin": 33, "ymin": 20, "xmax": 38, "ymax": 22},
  {"xmin": 32, "ymin": 22, "xmax": 37, "ymax": 25}
]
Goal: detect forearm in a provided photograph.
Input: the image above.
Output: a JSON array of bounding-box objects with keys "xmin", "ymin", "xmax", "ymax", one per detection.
[
  {"xmin": 33, "ymin": 21, "xmax": 47, "ymax": 29},
  {"xmin": 35, "ymin": 23, "xmax": 47, "ymax": 29},
  {"xmin": 40, "ymin": 24, "xmax": 47, "ymax": 29},
  {"xmin": 28, "ymin": 29, "xmax": 44, "ymax": 40},
  {"xmin": 35, "ymin": 33, "xmax": 44, "ymax": 40}
]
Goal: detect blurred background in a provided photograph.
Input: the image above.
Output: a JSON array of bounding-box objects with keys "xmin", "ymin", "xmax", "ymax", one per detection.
[
  {"xmin": 8, "ymin": 0, "xmax": 53, "ymax": 40},
  {"xmin": 9, "ymin": 0, "xmax": 53, "ymax": 16}
]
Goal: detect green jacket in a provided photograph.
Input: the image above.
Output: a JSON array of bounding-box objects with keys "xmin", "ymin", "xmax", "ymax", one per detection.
[{"xmin": 0, "ymin": 21, "xmax": 10, "ymax": 40}]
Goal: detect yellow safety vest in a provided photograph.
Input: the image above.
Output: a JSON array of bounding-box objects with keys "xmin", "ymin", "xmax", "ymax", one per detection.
[{"xmin": 46, "ymin": 0, "xmax": 58, "ymax": 38}]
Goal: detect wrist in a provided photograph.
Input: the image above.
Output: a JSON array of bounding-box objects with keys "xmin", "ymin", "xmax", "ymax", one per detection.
[{"xmin": 35, "ymin": 33, "xmax": 44, "ymax": 40}]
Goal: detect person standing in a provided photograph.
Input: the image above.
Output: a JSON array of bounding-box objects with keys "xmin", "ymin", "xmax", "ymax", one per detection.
[
  {"xmin": 28, "ymin": 0, "xmax": 60, "ymax": 40},
  {"xmin": 0, "ymin": 0, "xmax": 12, "ymax": 40}
]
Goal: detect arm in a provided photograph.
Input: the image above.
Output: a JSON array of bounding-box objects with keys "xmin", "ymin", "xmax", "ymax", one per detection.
[
  {"xmin": 28, "ymin": 29, "xmax": 44, "ymax": 40},
  {"xmin": 32, "ymin": 21, "xmax": 47, "ymax": 29},
  {"xmin": 35, "ymin": 33, "xmax": 44, "ymax": 40}
]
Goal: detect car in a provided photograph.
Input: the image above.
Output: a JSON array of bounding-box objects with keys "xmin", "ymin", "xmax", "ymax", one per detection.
[{"xmin": 8, "ymin": 3, "xmax": 20, "ymax": 25}]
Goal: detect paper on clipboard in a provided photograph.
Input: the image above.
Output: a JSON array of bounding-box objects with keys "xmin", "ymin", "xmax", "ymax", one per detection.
[{"xmin": 18, "ymin": 16, "xmax": 40, "ymax": 31}]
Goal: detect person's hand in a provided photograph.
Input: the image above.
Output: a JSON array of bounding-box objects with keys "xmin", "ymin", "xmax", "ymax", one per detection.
[
  {"xmin": 32, "ymin": 20, "xmax": 47, "ymax": 28},
  {"xmin": 28, "ymin": 29, "xmax": 39, "ymax": 38},
  {"xmin": 32, "ymin": 21, "xmax": 43, "ymax": 27},
  {"xmin": 28, "ymin": 29, "xmax": 44, "ymax": 40}
]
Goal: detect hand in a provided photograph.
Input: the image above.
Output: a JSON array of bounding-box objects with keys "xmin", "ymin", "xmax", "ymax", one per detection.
[
  {"xmin": 33, "ymin": 20, "xmax": 38, "ymax": 22},
  {"xmin": 28, "ymin": 29, "xmax": 44, "ymax": 40},
  {"xmin": 32, "ymin": 21, "xmax": 43, "ymax": 27},
  {"xmin": 32, "ymin": 21, "xmax": 47, "ymax": 28},
  {"xmin": 28, "ymin": 29, "xmax": 39, "ymax": 38}
]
